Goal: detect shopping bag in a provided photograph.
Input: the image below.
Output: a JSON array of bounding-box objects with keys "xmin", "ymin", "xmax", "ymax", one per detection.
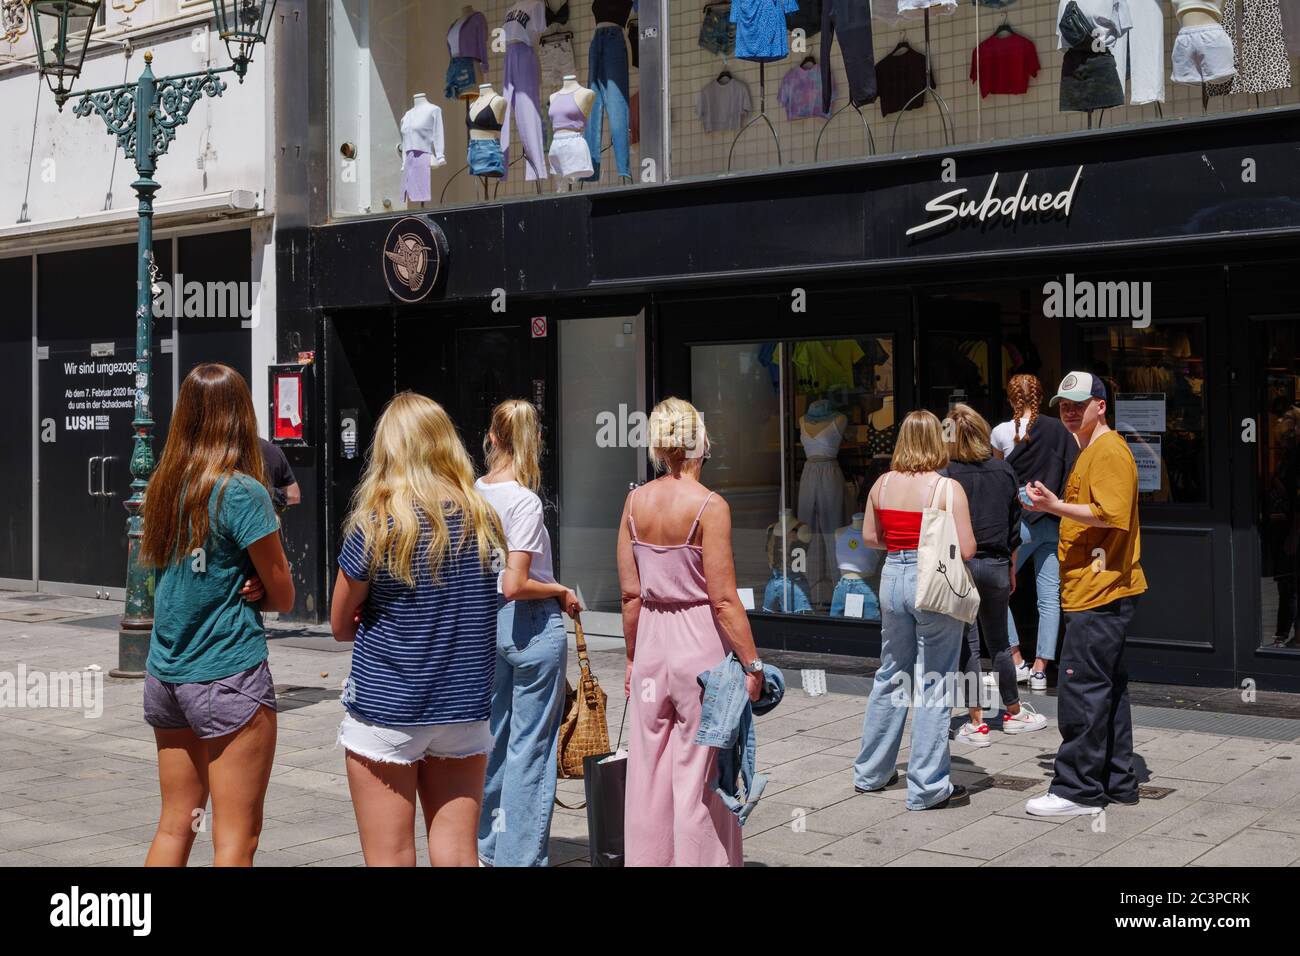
[
  {"xmin": 582, "ymin": 749, "xmax": 627, "ymax": 867},
  {"xmin": 915, "ymin": 477, "xmax": 981, "ymax": 624}
]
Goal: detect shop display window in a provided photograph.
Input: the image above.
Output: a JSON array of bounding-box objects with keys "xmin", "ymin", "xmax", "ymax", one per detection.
[
  {"xmin": 691, "ymin": 335, "xmax": 895, "ymax": 622},
  {"xmin": 1080, "ymin": 320, "xmax": 1207, "ymax": 504}
]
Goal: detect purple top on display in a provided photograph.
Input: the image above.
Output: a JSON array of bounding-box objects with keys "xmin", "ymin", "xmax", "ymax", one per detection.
[
  {"xmin": 448, "ymin": 10, "xmax": 489, "ymax": 67},
  {"xmin": 549, "ymin": 90, "xmax": 587, "ymax": 131},
  {"xmin": 778, "ymin": 62, "xmax": 837, "ymax": 119}
]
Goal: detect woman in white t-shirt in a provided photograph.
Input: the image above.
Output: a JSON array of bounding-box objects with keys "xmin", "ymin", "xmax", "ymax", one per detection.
[{"xmin": 474, "ymin": 399, "xmax": 581, "ymax": 867}]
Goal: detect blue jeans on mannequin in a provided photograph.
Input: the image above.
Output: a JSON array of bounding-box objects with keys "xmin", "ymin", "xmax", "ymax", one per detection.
[
  {"xmin": 583, "ymin": 25, "xmax": 631, "ymax": 182},
  {"xmin": 853, "ymin": 550, "xmax": 965, "ymax": 810},
  {"xmin": 1007, "ymin": 517, "xmax": 1061, "ymax": 663},
  {"xmin": 477, "ymin": 597, "xmax": 568, "ymax": 867}
]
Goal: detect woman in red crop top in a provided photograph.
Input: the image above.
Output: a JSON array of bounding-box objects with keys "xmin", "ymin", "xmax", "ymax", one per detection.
[{"xmin": 853, "ymin": 410, "xmax": 977, "ymax": 811}]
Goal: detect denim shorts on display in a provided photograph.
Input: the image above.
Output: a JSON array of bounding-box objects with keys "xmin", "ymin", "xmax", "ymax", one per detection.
[
  {"xmin": 698, "ymin": 5, "xmax": 736, "ymax": 55},
  {"xmin": 337, "ymin": 712, "xmax": 492, "ymax": 764},
  {"xmin": 144, "ymin": 659, "xmax": 276, "ymax": 739},
  {"xmin": 763, "ymin": 570, "xmax": 813, "ymax": 613},
  {"xmin": 830, "ymin": 576, "xmax": 881, "ymax": 620},
  {"xmin": 468, "ymin": 138, "xmax": 506, "ymax": 177},
  {"xmin": 445, "ymin": 56, "xmax": 479, "ymax": 100},
  {"xmin": 548, "ymin": 132, "xmax": 594, "ymax": 179},
  {"xmin": 1170, "ymin": 24, "xmax": 1236, "ymax": 83}
]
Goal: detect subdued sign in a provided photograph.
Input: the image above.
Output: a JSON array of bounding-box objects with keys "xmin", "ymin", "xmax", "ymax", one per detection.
[{"xmin": 382, "ymin": 217, "xmax": 448, "ymax": 303}]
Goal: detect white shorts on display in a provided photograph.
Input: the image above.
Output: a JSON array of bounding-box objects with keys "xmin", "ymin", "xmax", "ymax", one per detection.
[
  {"xmin": 548, "ymin": 132, "xmax": 595, "ymax": 180},
  {"xmin": 896, "ymin": 0, "xmax": 958, "ymax": 17},
  {"xmin": 337, "ymin": 713, "xmax": 492, "ymax": 764},
  {"xmin": 539, "ymin": 36, "xmax": 577, "ymax": 89},
  {"xmin": 1170, "ymin": 24, "xmax": 1236, "ymax": 84}
]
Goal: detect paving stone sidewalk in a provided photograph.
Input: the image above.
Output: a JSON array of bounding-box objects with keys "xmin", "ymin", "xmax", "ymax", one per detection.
[{"xmin": 2, "ymin": 591, "xmax": 1299, "ymax": 867}]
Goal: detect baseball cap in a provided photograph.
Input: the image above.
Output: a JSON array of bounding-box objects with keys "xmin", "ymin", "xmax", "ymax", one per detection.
[{"xmin": 1049, "ymin": 371, "xmax": 1107, "ymax": 407}]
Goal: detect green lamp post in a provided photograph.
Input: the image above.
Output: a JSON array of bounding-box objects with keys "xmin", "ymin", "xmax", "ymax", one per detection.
[{"xmin": 31, "ymin": 0, "xmax": 277, "ymax": 677}]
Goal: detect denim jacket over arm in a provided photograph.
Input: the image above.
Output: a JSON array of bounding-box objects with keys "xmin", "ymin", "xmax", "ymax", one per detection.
[{"xmin": 695, "ymin": 653, "xmax": 785, "ymax": 825}]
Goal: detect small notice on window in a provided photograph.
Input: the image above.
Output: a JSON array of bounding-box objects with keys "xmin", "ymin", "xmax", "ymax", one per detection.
[
  {"xmin": 1117, "ymin": 393, "xmax": 1166, "ymax": 433},
  {"xmin": 1126, "ymin": 434, "xmax": 1162, "ymax": 492},
  {"xmin": 738, "ymin": 588, "xmax": 755, "ymax": 610},
  {"xmin": 844, "ymin": 592, "xmax": 865, "ymax": 618}
]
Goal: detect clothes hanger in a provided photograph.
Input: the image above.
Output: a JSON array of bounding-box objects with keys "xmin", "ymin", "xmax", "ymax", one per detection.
[
  {"xmin": 994, "ymin": 13, "xmax": 1015, "ymax": 36},
  {"xmin": 800, "ymin": 54, "xmax": 816, "ymax": 68},
  {"xmin": 540, "ymin": 28, "xmax": 575, "ymax": 44},
  {"xmin": 891, "ymin": 38, "xmax": 913, "ymax": 56},
  {"xmin": 717, "ymin": 65, "xmax": 732, "ymax": 82}
]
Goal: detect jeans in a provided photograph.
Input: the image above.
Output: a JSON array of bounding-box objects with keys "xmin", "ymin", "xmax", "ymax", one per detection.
[
  {"xmin": 762, "ymin": 570, "xmax": 812, "ymax": 613},
  {"xmin": 583, "ymin": 25, "xmax": 631, "ymax": 182},
  {"xmin": 960, "ymin": 556, "xmax": 1019, "ymax": 711},
  {"xmin": 830, "ymin": 575, "xmax": 881, "ymax": 620},
  {"xmin": 854, "ymin": 550, "xmax": 965, "ymax": 810},
  {"xmin": 477, "ymin": 597, "xmax": 568, "ymax": 867},
  {"xmin": 1007, "ymin": 517, "xmax": 1062, "ymax": 661}
]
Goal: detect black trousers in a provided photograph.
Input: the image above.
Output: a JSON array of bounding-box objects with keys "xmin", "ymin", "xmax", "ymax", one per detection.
[
  {"xmin": 1051, "ymin": 596, "xmax": 1139, "ymax": 807},
  {"xmin": 821, "ymin": 0, "xmax": 876, "ymax": 113}
]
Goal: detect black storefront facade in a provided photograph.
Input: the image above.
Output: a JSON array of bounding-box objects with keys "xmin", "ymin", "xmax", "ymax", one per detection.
[{"xmin": 290, "ymin": 106, "xmax": 1300, "ymax": 694}]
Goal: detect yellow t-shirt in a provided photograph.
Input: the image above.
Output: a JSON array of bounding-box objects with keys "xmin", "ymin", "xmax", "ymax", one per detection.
[{"xmin": 1057, "ymin": 429, "xmax": 1148, "ymax": 612}]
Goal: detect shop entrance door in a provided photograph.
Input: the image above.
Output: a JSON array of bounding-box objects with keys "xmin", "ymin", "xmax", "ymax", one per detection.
[{"xmin": 918, "ymin": 297, "xmax": 1002, "ymax": 422}]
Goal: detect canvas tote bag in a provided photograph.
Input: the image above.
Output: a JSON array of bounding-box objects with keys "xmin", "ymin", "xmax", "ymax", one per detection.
[{"xmin": 914, "ymin": 477, "xmax": 981, "ymax": 624}]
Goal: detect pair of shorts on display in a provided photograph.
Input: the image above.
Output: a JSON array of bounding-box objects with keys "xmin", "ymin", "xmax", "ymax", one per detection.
[
  {"xmin": 445, "ymin": 56, "xmax": 480, "ymax": 100},
  {"xmin": 548, "ymin": 133, "xmax": 594, "ymax": 180},
  {"xmin": 468, "ymin": 138, "xmax": 506, "ymax": 178},
  {"xmin": 1170, "ymin": 24, "xmax": 1236, "ymax": 84}
]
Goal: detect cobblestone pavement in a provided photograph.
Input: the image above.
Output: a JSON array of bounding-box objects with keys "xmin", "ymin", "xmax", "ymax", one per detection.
[{"xmin": 2, "ymin": 591, "xmax": 1299, "ymax": 867}]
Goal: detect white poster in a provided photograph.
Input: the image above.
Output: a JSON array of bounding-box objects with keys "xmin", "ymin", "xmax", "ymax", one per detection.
[
  {"xmin": 844, "ymin": 592, "xmax": 865, "ymax": 618},
  {"xmin": 1126, "ymin": 434, "xmax": 1162, "ymax": 492},
  {"xmin": 1117, "ymin": 393, "xmax": 1166, "ymax": 433}
]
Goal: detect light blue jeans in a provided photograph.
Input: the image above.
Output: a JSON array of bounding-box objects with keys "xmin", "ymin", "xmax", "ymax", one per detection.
[
  {"xmin": 583, "ymin": 25, "xmax": 631, "ymax": 181},
  {"xmin": 477, "ymin": 597, "xmax": 568, "ymax": 867},
  {"xmin": 1007, "ymin": 517, "xmax": 1062, "ymax": 661},
  {"xmin": 854, "ymin": 550, "xmax": 965, "ymax": 810}
]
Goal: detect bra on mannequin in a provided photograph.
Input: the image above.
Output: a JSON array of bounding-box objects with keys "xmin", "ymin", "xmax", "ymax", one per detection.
[{"xmin": 468, "ymin": 102, "xmax": 503, "ymax": 131}]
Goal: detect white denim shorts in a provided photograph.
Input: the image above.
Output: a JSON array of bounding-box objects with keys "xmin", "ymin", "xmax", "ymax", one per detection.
[
  {"xmin": 1170, "ymin": 24, "xmax": 1236, "ymax": 84},
  {"xmin": 539, "ymin": 36, "xmax": 577, "ymax": 89},
  {"xmin": 548, "ymin": 132, "xmax": 594, "ymax": 180},
  {"xmin": 337, "ymin": 712, "xmax": 491, "ymax": 764}
]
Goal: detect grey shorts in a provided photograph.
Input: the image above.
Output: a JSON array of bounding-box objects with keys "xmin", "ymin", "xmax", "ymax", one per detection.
[{"xmin": 144, "ymin": 659, "xmax": 277, "ymax": 739}]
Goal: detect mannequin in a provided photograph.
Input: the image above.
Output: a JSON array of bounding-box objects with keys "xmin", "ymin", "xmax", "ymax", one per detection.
[
  {"xmin": 763, "ymin": 509, "xmax": 815, "ymax": 613},
  {"xmin": 831, "ymin": 514, "xmax": 882, "ymax": 620},
  {"xmin": 797, "ymin": 401, "xmax": 849, "ymax": 603},
  {"xmin": 466, "ymin": 84, "xmax": 508, "ymax": 179},
  {"xmin": 1169, "ymin": 0, "xmax": 1236, "ymax": 86},
  {"xmin": 398, "ymin": 93, "xmax": 447, "ymax": 205},
  {"xmin": 501, "ymin": 0, "xmax": 549, "ymax": 182},
  {"xmin": 446, "ymin": 6, "xmax": 489, "ymax": 101},
  {"xmin": 547, "ymin": 74, "xmax": 596, "ymax": 182}
]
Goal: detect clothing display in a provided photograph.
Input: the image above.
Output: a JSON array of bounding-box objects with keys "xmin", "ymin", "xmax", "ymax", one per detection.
[
  {"xmin": 468, "ymin": 100, "xmax": 504, "ymax": 132},
  {"xmin": 502, "ymin": 43, "xmax": 547, "ymax": 181},
  {"xmin": 791, "ymin": 339, "xmax": 864, "ymax": 393},
  {"xmin": 445, "ymin": 57, "xmax": 481, "ymax": 100},
  {"xmin": 592, "ymin": 0, "xmax": 634, "ymax": 22},
  {"xmin": 584, "ymin": 25, "xmax": 632, "ymax": 181},
  {"xmin": 503, "ymin": 0, "xmax": 546, "ymax": 46},
  {"xmin": 1207, "ymin": 0, "xmax": 1291, "ymax": 95},
  {"xmin": 401, "ymin": 151, "xmax": 434, "ymax": 202},
  {"xmin": 970, "ymin": 30, "xmax": 1041, "ymax": 97},
  {"xmin": 447, "ymin": 10, "xmax": 489, "ymax": 86},
  {"xmin": 897, "ymin": 0, "xmax": 958, "ymax": 16},
  {"xmin": 698, "ymin": 76, "xmax": 753, "ymax": 131},
  {"xmin": 732, "ymin": 0, "xmax": 799, "ymax": 62},
  {"xmin": 1123, "ymin": 0, "xmax": 1165, "ymax": 104},
  {"xmin": 1282, "ymin": 0, "xmax": 1300, "ymax": 54},
  {"xmin": 798, "ymin": 417, "xmax": 848, "ymax": 591},
  {"xmin": 876, "ymin": 44, "xmax": 935, "ymax": 116},
  {"xmin": 835, "ymin": 522, "xmax": 878, "ymax": 575},
  {"xmin": 1058, "ymin": 0, "xmax": 1128, "ymax": 111},
  {"xmin": 821, "ymin": 0, "xmax": 878, "ymax": 113},
  {"xmin": 700, "ymin": 2, "xmax": 738, "ymax": 55},
  {"xmin": 1171, "ymin": 22, "xmax": 1236, "ymax": 82},
  {"xmin": 539, "ymin": 33, "xmax": 577, "ymax": 88},
  {"xmin": 628, "ymin": 14, "xmax": 640, "ymax": 68},
  {"xmin": 830, "ymin": 575, "xmax": 881, "ymax": 618},
  {"xmin": 547, "ymin": 90, "xmax": 595, "ymax": 179},
  {"xmin": 546, "ymin": 0, "xmax": 570, "ymax": 25},
  {"xmin": 400, "ymin": 102, "xmax": 447, "ymax": 160},
  {"xmin": 468, "ymin": 137, "xmax": 507, "ymax": 177},
  {"xmin": 763, "ymin": 570, "xmax": 814, "ymax": 612},
  {"xmin": 787, "ymin": 0, "xmax": 822, "ymax": 36},
  {"xmin": 629, "ymin": 89, "xmax": 640, "ymax": 144},
  {"xmin": 778, "ymin": 61, "xmax": 837, "ymax": 118}
]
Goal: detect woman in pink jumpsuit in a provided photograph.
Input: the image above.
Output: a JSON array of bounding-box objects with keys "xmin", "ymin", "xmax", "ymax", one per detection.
[{"xmin": 616, "ymin": 398, "xmax": 764, "ymax": 867}]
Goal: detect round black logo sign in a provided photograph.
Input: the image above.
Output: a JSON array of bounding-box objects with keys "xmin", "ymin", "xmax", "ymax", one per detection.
[{"xmin": 382, "ymin": 217, "xmax": 448, "ymax": 303}]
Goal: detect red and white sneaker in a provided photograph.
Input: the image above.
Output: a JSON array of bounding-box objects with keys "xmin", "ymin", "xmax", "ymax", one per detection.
[
  {"xmin": 956, "ymin": 721, "xmax": 991, "ymax": 748},
  {"xmin": 1002, "ymin": 703, "xmax": 1048, "ymax": 734}
]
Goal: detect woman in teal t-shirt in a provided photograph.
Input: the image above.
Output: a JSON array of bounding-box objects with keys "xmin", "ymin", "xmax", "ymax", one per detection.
[{"xmin": 139, "ymin": 363, "xmax": 295, "ymax": 867}]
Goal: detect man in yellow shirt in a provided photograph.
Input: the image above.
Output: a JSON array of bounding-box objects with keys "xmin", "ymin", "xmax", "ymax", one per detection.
[{"xmin": 1021, "ymin": 372, "xmax": 1147, "ymax": 817}]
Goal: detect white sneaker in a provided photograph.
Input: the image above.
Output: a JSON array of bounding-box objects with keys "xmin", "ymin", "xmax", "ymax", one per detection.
[
  {"xmin": 1002, "ymin": 702, "xmax": 1048, "ymax": 734},
  {"xmin": 1014, "ymin": 662, "xmax": 1031, "ymax": 683},
  {"xmin": 1028, "ymin": 670, "xmax": 1048, "ymax": 691},
  {"xmin": 1025, "ymin": 792, "xmax": 1101, "ymax": 816},
  {"xmin": 981, "ymin": 672, "xmax": 998, "ymax": 688},
  {"xmin": 956, "ymin": 721, "xmax": 991, "ymax": 748}
]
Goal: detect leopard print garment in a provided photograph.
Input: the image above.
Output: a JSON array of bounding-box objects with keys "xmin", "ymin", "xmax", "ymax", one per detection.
[{"xmin": 1207, "ymin": 0, "xmax": 1292, "ymax": 95}]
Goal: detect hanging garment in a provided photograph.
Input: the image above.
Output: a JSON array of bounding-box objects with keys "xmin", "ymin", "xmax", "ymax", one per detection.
[
  {"xmin": 546, "ymin": 0, "xmax": 570, "ymax": 25},
  {"xmin": 583, "ymin": 25, "xmax": 632, "ymax": 181},
  {"xmin": 970, "ymin": 31, "xmax": 1041, "ymax": 97},
  {"xmin": 897, "ymin": 0, "xmax": 958, "ymax": 16},
  {"xmin": 1170, "ymin": 22, "xmax": 1235, "ymax": 83},
  {"xmin": 821, "ymin": 0, "xmax": 877, "ymax": 113},
  {"xmin": 797, "ymin": 419, "xmax": 848, "ymax": 592},
  {"xmin": 447, "ymin": 10, "xmax": 490, "ymax": 74},
  {"xmin": 778, "ymin": 61, "xmax": 837, "ymax": 118},
  {"xmin": 502, "ymin": 43, "xmax": 547, "ymax": 181},
  {"xmin": 732, "ymin": 0, "xmax": 799, "ymax": 62},
  {"xmin": 697, "ymin": 76, "xmax": 753, "ymax": 131},
  {"xmin": 1058, "ymin": 0, "xmax": 1128, "ymax": 111},
  {"xmin": 876, "ymin": 45, "xmax": 935, "ymax": 115},
  {"xmin": 1123, "ymin": 0, "xmax": 1165, "ymax": 104},
  {"xmin": 445, "ymin": 57, "xmax": 480, "ymax": 100},
  {"xmin": 629, "ymin": 89, "xmax": 640, "ymax": 144},
  {"xmin": 1207, "ymin": 0, "xmax": 1291, "ymax": 95},
  {"xmin": 790, "ymin": 339, "xmax": 864, "ymax": 392},
  {"xmin": 539, "ymin": 33, "xmax": 577, "ymax": 87},
  {"xmin": 628, "ymin": 14, "xmax": 640, "ymax": 68},
  {"xmin": 788, "ymin": 0, "xmax": 822, "ymax": 36},
  {"xmin": 700, "ymin": 3, "xmax": 738, "ymax": 55}
]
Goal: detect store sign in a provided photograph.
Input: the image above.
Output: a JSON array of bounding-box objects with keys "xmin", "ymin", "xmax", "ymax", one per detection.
[
  {"xmin": 381, "ymin": 217, "xmax": 448, "ymax": 303},
  {"xmin": 906, "ymin": 166, "xmax": 1084, "ymax": 238}
]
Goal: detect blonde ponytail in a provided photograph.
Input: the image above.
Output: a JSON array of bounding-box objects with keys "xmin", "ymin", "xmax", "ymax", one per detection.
[{"xmin": 485, "ymin": 399, "xmax": 543, "ymax": 492}]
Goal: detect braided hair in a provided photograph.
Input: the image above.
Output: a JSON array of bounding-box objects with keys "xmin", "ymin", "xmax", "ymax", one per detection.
[{"xmin": 1006, "ymin": 374, "xmax": 1043, "ymax": 444}]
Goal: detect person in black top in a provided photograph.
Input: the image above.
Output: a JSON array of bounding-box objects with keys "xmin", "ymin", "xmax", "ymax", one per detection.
[
  {"xmin": 259, "ymin": 438, "xmax": 300, "ymax": 512},
  {"xmin": 943, "ymin": 404, "xmax": 1048, "ymax": 747}
]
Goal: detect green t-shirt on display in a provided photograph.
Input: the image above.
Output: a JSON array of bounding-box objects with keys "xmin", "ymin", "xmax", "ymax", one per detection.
[{"xmin": 147, "ymin": 472, "xmax": 281, "ymax": 683}]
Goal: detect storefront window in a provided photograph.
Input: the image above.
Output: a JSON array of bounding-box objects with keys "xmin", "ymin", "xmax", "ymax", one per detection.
[
  {"xmin": 329, "ymin": 0, "xmax": 647, "ymax": 218},
  {"xmin": 1080, "ymin": 320, "xmax": 1207, "ymax": 504},
  {"xmin": 691, "ymin": 336, "xmax": 896, "ymax": 622}
]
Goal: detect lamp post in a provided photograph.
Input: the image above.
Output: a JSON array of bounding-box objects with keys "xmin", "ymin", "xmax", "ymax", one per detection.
[{"xmin": 32, "ymin": 0, "xmax": 277, "ymax": 677}]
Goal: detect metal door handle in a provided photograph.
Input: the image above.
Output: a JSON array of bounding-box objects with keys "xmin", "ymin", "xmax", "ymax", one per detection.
[
  {"xmin": 100, "ymin": 457, "xmax": 115, "ymax": 498},
  {"xmin": 88, "ymin": 456, "xmax": 102, "ymax": 497}
]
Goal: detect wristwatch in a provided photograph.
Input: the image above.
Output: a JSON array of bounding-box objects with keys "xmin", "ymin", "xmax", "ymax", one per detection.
[{"xmin": 742, "ymin": 657, "xmax": 764, "ymax": 675}]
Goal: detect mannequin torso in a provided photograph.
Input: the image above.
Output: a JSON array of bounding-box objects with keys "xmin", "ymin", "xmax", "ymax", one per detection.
[
  {"xmin": 549, "ymin": 75, "xmax": 595, "ymax": 136},
  {"xmin": 469, "ymin": 85, "xmax": 506, "ymax": 140}
]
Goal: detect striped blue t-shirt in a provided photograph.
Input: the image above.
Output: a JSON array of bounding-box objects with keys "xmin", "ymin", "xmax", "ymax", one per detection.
[{"xmin": 337, "ymin": 509, "xmax": 497, "ymax": 726}]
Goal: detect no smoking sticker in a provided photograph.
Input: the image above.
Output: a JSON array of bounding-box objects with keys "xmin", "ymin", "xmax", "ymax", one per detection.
[{"xmin": 531, "ymin": 316, "xmax": 548, "ymax": 338}]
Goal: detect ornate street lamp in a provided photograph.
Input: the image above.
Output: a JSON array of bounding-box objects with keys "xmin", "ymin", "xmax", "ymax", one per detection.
[
  {"xmin": 34, "ymin": 0, "xmax": 276, "ymax": 677},
  {"xmin": 29, "ymin": 0, "xmax": 99, "ymax": 103}
]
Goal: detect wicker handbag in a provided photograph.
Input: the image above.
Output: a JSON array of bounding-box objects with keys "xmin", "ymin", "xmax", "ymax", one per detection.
[{"xmin": 556, "ymin": 618, "xmax": 610, "ymax": 779}]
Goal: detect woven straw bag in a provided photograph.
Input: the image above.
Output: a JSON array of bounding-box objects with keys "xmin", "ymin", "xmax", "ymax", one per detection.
[{"xmin": 556, "ymin": 618, "xmax": 610, "ymax": 779}]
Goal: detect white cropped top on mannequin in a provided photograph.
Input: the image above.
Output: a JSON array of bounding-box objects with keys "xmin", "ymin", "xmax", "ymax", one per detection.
[
  {"xmin": 800, "ymin": 418, "xmax": 845, "ymax": 458},
  {"xmin": 400, "ymin": 102, "xmax": 447, "ymax": 166}
]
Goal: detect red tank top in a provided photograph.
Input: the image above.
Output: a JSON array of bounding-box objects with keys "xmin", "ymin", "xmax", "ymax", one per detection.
[{"xmin": 876, "ymin": 473, "xmax": 939, "ymax": 551}]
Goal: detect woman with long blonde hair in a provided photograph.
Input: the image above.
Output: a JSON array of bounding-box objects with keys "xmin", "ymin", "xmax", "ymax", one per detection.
[
  {"xmin": 140, "ymin": 363, "xmax": 294, "ymax": 867},
  {"xmin": 330, "ymin": 392, "xmax": 504, "ymax": 866},
  {"xmin": 854, "ymin": 410, "xmax": 977, "ymax": 810},
  {"xmin": 475, "ymin": 399, "xmax": 581, "ymax": 867}
]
